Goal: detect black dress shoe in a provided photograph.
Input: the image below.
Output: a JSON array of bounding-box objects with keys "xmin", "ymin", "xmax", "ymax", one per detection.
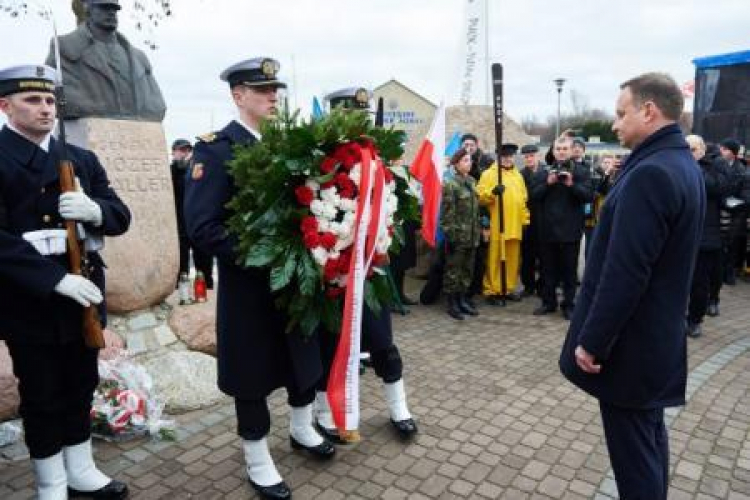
[
  {"xmin": 686, "ymin": 321, "xmax": 702, "ymax": 338},
  {"xmin": 315, "ymin": 421, "xmax": 347, "ymax": 445},
  {"xmin": 561, "ymin": 307, "xmax": 573, "ymax": 320},
  {"xmin": 290, "ymin": 435, "xmax": 336, "ymax": 459},
  {"xmin": 68, "ymin": 480, "xmax": 129, "ymax": 499},
  {"xmin": 391, "ymin": 418, "xmax": 418, "ymax": 440},
  {"xmin": 504, "ymin": 292, "xmax": 522, "ymax": 302},
  {"xmin": 533, "ymin": 305, "xmax": 556, "ymax": 316},
  {"xmin": 248, "ymin": 478, "xmax": 292, "ymax": 500}
]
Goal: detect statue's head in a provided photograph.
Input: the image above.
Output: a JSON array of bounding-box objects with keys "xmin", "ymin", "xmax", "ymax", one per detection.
[{"xmin": 85, "ymin": 0, "xmax": 121, "ymax": 33}]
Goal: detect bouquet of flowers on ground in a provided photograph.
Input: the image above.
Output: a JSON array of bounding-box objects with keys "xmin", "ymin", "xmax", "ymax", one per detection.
[
  {"xmin": 227, "ymin": 107, "xmax": 419, "ymax": 337},
  {"xmin": 91, "ymin": 356, "xmax": 175, "ymax": 441}
]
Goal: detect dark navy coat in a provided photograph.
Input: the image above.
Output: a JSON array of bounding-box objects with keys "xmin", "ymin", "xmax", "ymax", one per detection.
[
  {"xmin": 0, "ymin": 126, "xmax": 131, "ymax": 345},
  {"xmin": 559, "ymin": 124, "xmax": 705, "ymax": 409},
  {"xmin": 183, "ymin": 120, "xmax": 322, "ymax": 400}
]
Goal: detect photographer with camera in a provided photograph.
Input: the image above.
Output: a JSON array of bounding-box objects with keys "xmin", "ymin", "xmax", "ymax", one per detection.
[{"xmin": 530, "ymin": 137, "xmax": 593, "ymax": 319}]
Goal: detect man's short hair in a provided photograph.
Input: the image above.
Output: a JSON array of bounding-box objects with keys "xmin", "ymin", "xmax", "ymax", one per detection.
[
  {"xmin": 720, "ymin": 138, "xmax": 740, "ymax": 156},
  {"xmin": 620, "ymin": 72, "xmax": 684, "ymax": 121},
  {"xmin": 460, "ymin": 133, "xmax": 478, "ymax": 144},
  {"xmin": 555, "ymin": 137, "xmax": 572, "ymax": 147}
]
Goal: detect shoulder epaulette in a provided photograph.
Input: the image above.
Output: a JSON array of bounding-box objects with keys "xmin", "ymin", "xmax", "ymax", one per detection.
[{"xmin": 196, "ymin": 132, "xmax": 219, "ymax": 144}]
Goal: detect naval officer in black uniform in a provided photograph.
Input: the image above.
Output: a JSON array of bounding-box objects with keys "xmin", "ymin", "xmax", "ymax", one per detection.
[
  {"xmin": 0, "ymin": 65, "xmax": 130, "ymax": 499},
  {"xmin": 313, "ymin": 87, "xmax": 418, "ymax": 443},
  {"xmin": 183, "ymin": 58, "xmax": 333, "ymax": 500}
]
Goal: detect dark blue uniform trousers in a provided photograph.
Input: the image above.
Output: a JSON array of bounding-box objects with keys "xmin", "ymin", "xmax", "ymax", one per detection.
[
  {"xmin": 7, "ymin": 340, "xmax": 98, "ymax": 459},
  {"xmin": 600, "ymin": 401, "xmax": 669, "ymax": 500}
]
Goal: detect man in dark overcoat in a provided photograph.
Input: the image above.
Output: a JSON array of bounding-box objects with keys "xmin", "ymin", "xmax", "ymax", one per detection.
[
  {"xmin": 559, "ymin": 72, "xmax": 705, "ymax": 499},
  {"xmin": 0, "ymin": 65, "xmax": 131, "ymax": 499},
  {"xmin": 183, "ymin": 58, "xmax": 333, "ymax": 500}
]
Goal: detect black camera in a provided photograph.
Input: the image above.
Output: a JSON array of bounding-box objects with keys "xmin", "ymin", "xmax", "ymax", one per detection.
[{"xmin": 549, "ymin": 159, "xmax": 574, "ymax": 177}]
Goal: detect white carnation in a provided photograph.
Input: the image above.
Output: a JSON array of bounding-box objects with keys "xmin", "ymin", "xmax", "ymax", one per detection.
[
  {"xmin": 317, "ymin": 219, "xmax": 331, "ymax": 232},
  {"xmin": 321, "ymin": 202, "xmax": 338, "ymax": 220},
  {"xmin": 311, "ymin": 247, "xmax": 328, "ymax": 267},
  {"xmin": 320, "ymin": 187, "xmax": 339, "ymax": 204},
  {"xmin": 339, "ymin": 198, "xmax": 357, "ymax": 212},
  {"xmin": 310, "ymin": 200, "xmax": 325, "ymax": 217}
]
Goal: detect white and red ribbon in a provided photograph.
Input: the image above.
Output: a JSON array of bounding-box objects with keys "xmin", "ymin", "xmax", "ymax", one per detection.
[{"xmin": 327, "ymin": 148, "xmax": 388, "ymax": 440}]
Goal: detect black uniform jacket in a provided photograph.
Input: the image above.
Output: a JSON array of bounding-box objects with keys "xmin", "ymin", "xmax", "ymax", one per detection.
[
  {"xmin": 559, "ymin": 124, "xmax": 705, "ymax": 409},
  {"xmin": 183, "ymin": 120, "xmax": 322, "ymax": 400},
  {"xmin": 0, "ymin": 126, "xmax": 131, "ymax": 344}
]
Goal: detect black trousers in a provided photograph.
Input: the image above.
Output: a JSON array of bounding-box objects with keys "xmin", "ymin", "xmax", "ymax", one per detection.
[
  {"xmin": 520, "ymin": 226, "xmax": 540, "ymax": 293},
  {"xmin": 583, "ymin": 226, "xmax": 594, "ymax": 260},
  {"xmin": 468, "ymin": 240, "xmax": 488, "ymax": 297},
  {"xmin": 539, "ymin": 241, "xmax": 579, "ymax": 309},
  {"xmin": 688, "ymin": 249, "xmax": 722, "ymax": 323},
  {"xmin": 177, "ymin": 232, "xmax": 215, "ymax": 289},
  {"xmin": 7, "ymin": 340, "xmax": 98, "ymax": 459},
  {"xmin": 600, "ymin": 401, "xmax": 669, "ymax": 500},
  {"xmin": 235, "ymin": 386, "xmax": 316, "ymax": 441},
  {"xmin": 318, "ymin": 308, "xmax": 403, "ymax": 390}
]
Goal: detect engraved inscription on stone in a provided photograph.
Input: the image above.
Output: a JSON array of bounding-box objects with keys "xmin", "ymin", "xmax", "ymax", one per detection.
[{"xmin": 65, "ymin": 118, "xmax": 179, "ymax": 312}]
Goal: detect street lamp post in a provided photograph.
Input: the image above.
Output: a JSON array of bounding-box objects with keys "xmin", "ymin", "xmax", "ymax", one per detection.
[{"xmin": 554, "ymin": 78, "xmax": 566, "ymax": 139}]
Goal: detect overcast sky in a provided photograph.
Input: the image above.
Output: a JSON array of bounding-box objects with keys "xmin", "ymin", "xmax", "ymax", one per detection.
[{"xmin": 0, "ymin": 0, "xmax": 747, "ymax": 142}]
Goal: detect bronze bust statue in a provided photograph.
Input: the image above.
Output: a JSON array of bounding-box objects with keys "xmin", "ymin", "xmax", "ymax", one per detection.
[{"xmin": 45, "ymin": 0, "xmax": 166, "ymax": 121}]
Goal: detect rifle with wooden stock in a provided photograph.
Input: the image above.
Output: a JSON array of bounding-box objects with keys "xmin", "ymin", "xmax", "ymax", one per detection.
[{"xmin": 53, "ymin": 22, "xmax": 105, "ymax": 349}]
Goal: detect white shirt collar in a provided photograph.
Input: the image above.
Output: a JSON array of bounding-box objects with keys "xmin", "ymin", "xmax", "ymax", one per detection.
[
  {"xmin": 237, "ymin": 118, "xmax": 262, "ymax": 141},
  {"xmin": 7, "ymin": 122, "xmax": 53, "ymax": 152}
]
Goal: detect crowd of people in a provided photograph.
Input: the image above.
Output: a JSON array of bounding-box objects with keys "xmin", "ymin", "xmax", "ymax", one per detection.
[{"xmin": 421, "ymin": 125, "xmax": 750, "ymax": 339}]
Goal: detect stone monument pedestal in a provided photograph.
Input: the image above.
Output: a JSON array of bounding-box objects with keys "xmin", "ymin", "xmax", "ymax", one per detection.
[{"xmin": 65, "ymin": 118, "xmax": 179, "ymax": 312}]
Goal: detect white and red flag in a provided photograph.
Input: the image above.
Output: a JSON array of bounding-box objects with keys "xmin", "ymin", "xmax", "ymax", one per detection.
[{"xmin": 409, "ymin": 103, "xmax": 446, "ymax": 247}]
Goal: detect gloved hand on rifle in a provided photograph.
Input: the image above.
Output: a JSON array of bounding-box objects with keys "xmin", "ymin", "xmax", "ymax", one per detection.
[
  {"xmin": 492, "ymin": 185, "xmax": 505, "ymax": 196},
  {"xmin": 59, "ymin": 191, "xmax": 103, "ymax": 226},
  {"xmin": 54, "ymin": 274, "xmax": 103, "ymax": 307}
]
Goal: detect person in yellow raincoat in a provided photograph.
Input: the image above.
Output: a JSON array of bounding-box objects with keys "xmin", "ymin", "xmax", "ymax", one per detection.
[{"xmin": 477, "ymin": 144, "xmax": 530, "ymax": 304}]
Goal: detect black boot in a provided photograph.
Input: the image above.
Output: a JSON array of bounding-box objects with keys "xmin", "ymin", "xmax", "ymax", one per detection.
[
  {"xmin": 458, "ymin": 294, "xmax": 479, "ymax": 316},
  {"xmin": 447, "ymin": 294, "xmax": 464, "ymax": 320}
]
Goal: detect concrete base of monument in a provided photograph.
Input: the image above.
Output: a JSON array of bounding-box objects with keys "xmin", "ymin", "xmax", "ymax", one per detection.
[{"xmin": 64, "ymin": 118, "xmax": 179, "ymax": 312}]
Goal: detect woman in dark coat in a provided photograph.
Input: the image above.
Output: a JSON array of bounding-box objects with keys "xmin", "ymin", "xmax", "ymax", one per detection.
[{"xmin": 685, "ymin": 135, "xmax": 729, "ymax": 337}]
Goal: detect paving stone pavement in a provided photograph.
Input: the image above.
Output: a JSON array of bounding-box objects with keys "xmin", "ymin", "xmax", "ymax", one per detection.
[{"xmin": 2, "ymin": 280, "xmax": 750, "ymax": 499}]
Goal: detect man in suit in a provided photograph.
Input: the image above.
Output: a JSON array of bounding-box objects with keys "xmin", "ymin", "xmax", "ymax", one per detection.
[
  {"xmin": 183, "ymin": 58, "xmax": 333, "ymax": 500},
  {"xmin": 45, "ymin": 0, "xmax": 166, "ymax": 121},
  {"xmin": 559, "ymin": 72, "xmax": 705, "ymax": 499},
  {"xmin": 0, "ymin": 64, "xmax": 131, "ymax": 499}
]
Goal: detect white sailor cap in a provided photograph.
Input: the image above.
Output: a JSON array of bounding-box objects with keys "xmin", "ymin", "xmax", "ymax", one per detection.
[
  {"xmin": 0, "ymin": 65, "xmax": 56, "ymax": 97},
  {"xmin": 325, "ymin": 87, "xmax": 371, "ymax": 110},
  {"xmin": 219, "ymin": 57, "xmax": 286, "ymax": 89}
]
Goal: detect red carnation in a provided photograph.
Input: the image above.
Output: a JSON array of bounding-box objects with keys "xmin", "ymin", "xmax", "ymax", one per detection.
[
  {"xmin": 334, "ymin": 143, "xmax": 361, "ymax": 169},
  {"xmin": 321, "ymin": 179, "xmax": 336, "ymax": 189},
  {"xmin": 324, "ymin": 259, "xmax": 339, "ymax": 281},
  {"xmin": 300, "ymin": 216, "xmax": 318, "ymax": 234},
  {"xmin": 373, "ymin": 253, "xmax": 389, "ymax": 266},
  {"xmin": 303, "ymin": 232, "xmax": 320, "ymax": 249},
  {"xmin": 319, "ymin": 232, "xmax": 337, "ymax": 250},
  {"xmin": 295, "ymin": 186, "xmax": 315, "ymax": 206},
  {"xmin": 339, "ymin": 185, "xmax": 357, "ymax": 199},
  {"xmin": 325, "ymin": 286, "xmax": 344, "ymax": 299},
  {"xmin": 337, "ymin": 250, "xmax": 352, "ymax": 273},
  {"xmin": 334, "ymin": 172, "xmax": 350, "ymax": 188},
  {"xmin": 320, "ymin": 157, "xmax": 338, "ymax": 175}
]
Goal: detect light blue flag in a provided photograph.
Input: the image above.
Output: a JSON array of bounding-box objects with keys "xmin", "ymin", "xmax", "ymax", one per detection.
[
  {"xmin": 312, "ymin": 96, "xmax": 325, "ymax": 120},
  {"xmin": 444, "ymin": 131, "xmax": 462, "ymax": 156}
]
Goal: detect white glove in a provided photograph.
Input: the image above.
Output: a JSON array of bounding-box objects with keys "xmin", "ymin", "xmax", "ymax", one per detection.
[
  {"xmin": 59, "ymin": 191, "xmax": 103, "ymax": 226},
  {"xmin": 54, "ymin": 274, "xmax": 103, "ymax": 307}
]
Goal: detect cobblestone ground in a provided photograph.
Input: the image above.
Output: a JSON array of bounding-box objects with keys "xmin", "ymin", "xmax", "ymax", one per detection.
[{"xmin": 2, "ymin": 280, "xmax": 750, "ymax": 499}]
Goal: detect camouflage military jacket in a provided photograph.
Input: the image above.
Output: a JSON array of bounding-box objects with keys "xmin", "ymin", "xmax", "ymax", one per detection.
[{"xmin": 440, "ymin": 174, "xmax": 480, "ymax": 247}]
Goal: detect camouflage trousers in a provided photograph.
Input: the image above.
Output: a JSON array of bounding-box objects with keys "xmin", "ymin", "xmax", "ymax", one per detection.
[{"xmin": 444, "ymin": 245, "xmax": 477, "ymax": 294}]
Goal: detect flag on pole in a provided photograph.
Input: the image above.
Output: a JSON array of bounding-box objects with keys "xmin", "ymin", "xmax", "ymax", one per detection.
[
  {"xmin": 409, "ymin": 102, "xmax": 446, "ymax": 247},
  {"xmin": 444, "ymin": 130, "xmax": 462, "ymax": 157},
  {"xmin": 312, "ymin": 96, "xmax": 325, "ymax": 120}
]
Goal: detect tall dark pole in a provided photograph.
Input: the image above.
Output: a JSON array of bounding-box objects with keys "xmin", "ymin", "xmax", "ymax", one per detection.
[
  {"xmin": 492, "ymin": 63, "xmax": 507, "ymax": 304},
  {"xmin": 554, "ymin": 78, "xmax": 566, "ymax": 139}
]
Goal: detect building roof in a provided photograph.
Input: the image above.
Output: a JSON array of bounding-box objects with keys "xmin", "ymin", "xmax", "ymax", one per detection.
[
  {"xmin": 692, "ymin": 50, "xmax": 750, "ymax": 69},
  {"xmin": 373, "ymin": 79, "xmax": 437, "ymax": 108}
]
